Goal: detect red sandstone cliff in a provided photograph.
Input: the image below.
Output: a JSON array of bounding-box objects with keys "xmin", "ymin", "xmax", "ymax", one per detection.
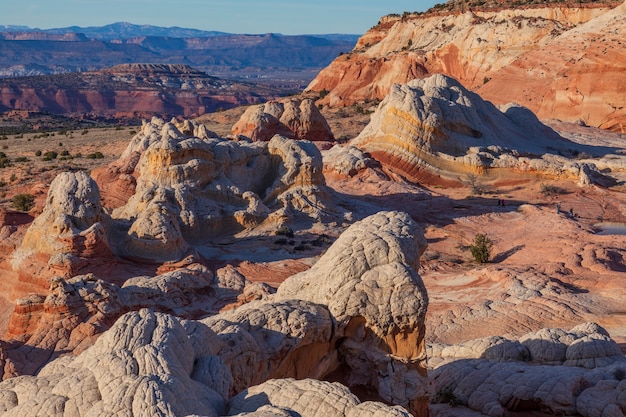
[{"xmin": 307, "ymin": 1, "xmax": 625, "ymax": 132}]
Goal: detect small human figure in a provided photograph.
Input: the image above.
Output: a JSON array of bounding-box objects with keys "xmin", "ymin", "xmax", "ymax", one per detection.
[
  {"xmin": 501, "ymin": 199, "xmax": 505, "ymax": 207},
  {"xmin": 497, "ymin": 199, "xmax": 501, "ymax": 206},
  {"xmin": 556, "ymin": 203, "xmax": 561, "ymax": 214},
  {"xmin": 569, "ymin": 208, "xmax": 574, "ymax": 218}
]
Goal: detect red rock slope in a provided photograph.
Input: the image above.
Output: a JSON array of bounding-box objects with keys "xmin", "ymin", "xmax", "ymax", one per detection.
[{"xmin": 307, "ymin": 1, "xmax": 624, "ymax": 131}]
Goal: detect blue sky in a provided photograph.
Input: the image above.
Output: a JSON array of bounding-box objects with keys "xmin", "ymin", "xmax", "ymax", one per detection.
[{"xmin": 2, "ymin": 1, "xmax": 442, "ymax": 34}]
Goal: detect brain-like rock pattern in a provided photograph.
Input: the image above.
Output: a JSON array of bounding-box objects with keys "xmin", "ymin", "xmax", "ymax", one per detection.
[
  {"xmin": 16, "ymin": 117, "xmax": 339, "ymax": 266},
  {"xmin": 18, "ymin": 171, "xmax": 109, "ymax": 257},
  {"xmin": 1, "ymin": 263, "xmax": 271, "ymax": 379},
  {"xmin": 276, "ymin": 211, "xmax": 430, "ymax": 414},
  {"xmin": 430, "ymin": 323, "xmax": 626, "ymax": 417},
  {"xmin": 228, "ymin": 379, "xmax": 412, "ymax": 417},
  {"xmin": 0, "ymin": 211, "xmax": 428, "ymax": 417},
  {"xmin": 232, "ymin": 98, "xmax": 335, "ymax": 142}
]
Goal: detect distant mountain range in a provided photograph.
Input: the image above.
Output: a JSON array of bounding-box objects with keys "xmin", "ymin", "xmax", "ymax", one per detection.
[{"xmin": 0, "ymin": 22, "xmax": 360, "ymax": 82}]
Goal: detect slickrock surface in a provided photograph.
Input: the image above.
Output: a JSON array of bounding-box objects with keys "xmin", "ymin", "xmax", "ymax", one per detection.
[
  {"xmin": 0, "ymin": 211, "xmax": 428, "ymax": 416},
  {"xmin": 307, "ymin": 1, "xmax": 624, "ymax": 130},
  {"xmin": 229, "ymin": 379, "xmax": 412, "ymax": 417},
  {"xmin": 351, "ymin": 74, "xmax": 625, "ymax": 185},
  {"xmin": 430, "ymin": 323, "xmax": 626, "ymax": 417},
  {"xmin": 232, "ymin": 98, "xmax": 335, "ymax": 143}
]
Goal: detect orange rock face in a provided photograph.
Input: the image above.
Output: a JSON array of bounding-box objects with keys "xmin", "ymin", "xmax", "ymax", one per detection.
[
  {"xmin": 307, "ymin": 2, "xmax": 624, "ymax": 130},
  {"xmin": 477, "ymin": 1, "xmax": 626, "ymax": 132}
]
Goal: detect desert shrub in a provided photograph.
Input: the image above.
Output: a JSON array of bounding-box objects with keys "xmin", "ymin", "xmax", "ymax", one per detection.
[
  {"xmin": 465, "ymin": 173, "xmax": 485, "ymax": 195},
  {"xmin": 469, "ymin": 233, "xmax": 493, "ymax": 263},
  {"xmin": 275, "ymin": 226, "xmax": 294, "ymax": 238},
  {"xmin": 14, "ymin": 156, "xmax": 29, "ymax": 163},
  {"xmin": 35, "ymin": 150, "xmax": 42, "ymax": 157},
  {"xmin": 294, "ymin": 243, "xmax": 311, "ymax": 251},
  {"xmin": 43, "ymin": 151, "xmax": 58, "ymax": 161},
  {"xmin": 60, "ymin": 150, "xmax": 70, "ymax": 156},
  {"xmin": 0, "ymin": 179, "xmax": 6, "ymax": 188},
  {"xmin": 86, "ymin": 152, "xmax": 104, "ymax": 159},
  {"xmin": 274, "ymin": 237, "xmax": 288, "ymax": 245},
  {"xmin": 12, "ymin": 193, "xmax": 34, "ymax": 211},
  {"xmin": 540, "ymin": 183, "xmax": 566, "ymax": 197},
  {"xmin": 0, "ymin": 152, "xmax": 9, "ymax": 168}
]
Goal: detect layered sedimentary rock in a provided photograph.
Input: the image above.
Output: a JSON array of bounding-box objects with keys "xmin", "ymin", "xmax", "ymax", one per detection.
[
  {"xmin": 275, "ymin": 211, "xmax": 430, "ymax": 414},
  {"xmin": 0, "ymin": 211, "xmax": 429, "ymax": 416},
  {"xmin": 232, "ymin": 98, "xmax": 335, "ymax": 142},
  {"xmin": 109, "ymin": 118, "xmax": 334, "ymax": 261},
  {"xmin": 307, "ymin": 2, "xmax": 624, "ymax": 130},
  {"xmin": 0, "ymin": 63, "xmax": 279, "ymax": 118},
  {"xmin": 430, "ymin": 323, "xmax": 626, "ymax": 417},
  {"xmin": 1, "ymin": 263, "xmax": 272, "ymax": 379},
  {"xmin": 352, "ymin": 74, "xmax": 617, "ymax": 184},
  {"xmin": 4, "ymin": 117, "xmax": 340, "ymax": 343},
  {"xmin": 9, "ymin": 171, "xmax": 112, "ymax": 293},
  {"xmin": 477, "ymin": 0, "xmax": 626, "ymax": 132}
]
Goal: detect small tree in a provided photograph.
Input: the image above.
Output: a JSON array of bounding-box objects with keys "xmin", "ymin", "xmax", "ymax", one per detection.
[
  {"xmin": 13, "ymin": 193, "xmax": 35, "ymax": 212},
  {"xmin": 469, "ymin": 233, "xmax": 493, "ymax": 263}
]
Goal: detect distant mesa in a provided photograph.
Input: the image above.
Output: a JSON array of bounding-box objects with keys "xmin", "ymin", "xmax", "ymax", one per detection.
[{"xmin": 0, "ymin": 63, "xmax": 279, "ymax": 119}]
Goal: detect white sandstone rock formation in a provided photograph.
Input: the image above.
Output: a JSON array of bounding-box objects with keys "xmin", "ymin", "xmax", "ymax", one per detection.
[
  {"xmin": 276, "ymin": 210, "xmax": 430, "ymax": 414},
  {"xmin": 232, "ymin": 98, "xmax": 335, "ymax": 142},
  {"xmin": 322, "ymin": 144, "xmax": 378, "ymax": 177},
  {"xmin": 99, "ymin": 117, "xmax": 338, "ymax": 261},
  {"xmin": 228, "ymin": 378, "xmax": 412, "ymax": 417},
  {"xmin": 0, "ymin": 211, "xmax": 428, "ymax": 417},
  {"xmin": 0, "ymin": 263, "xmax": 272, "ymax": 379},
  {"xmin": 430, "ymin": 323, "xmax": 626, "ymax": 417},
  {"xmin": 18, "ymin": 171, "xmax": 110, "ymax": 257},
  {"xmin": 352, "ymin": 74, "xmax": 615, "ymax": 185}
]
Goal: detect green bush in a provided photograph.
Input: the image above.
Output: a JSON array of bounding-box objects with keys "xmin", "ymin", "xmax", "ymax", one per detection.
[
  {"xmin": 275, "ymin": 226, "xmax": 294, "ymax": 238},
  {"xmin": 12, "ymin": 193, "xmax": 35, "ymax": 212},
  {"xmin": 43, "ymin": 151, "xmax": 58, "ymax": 161},
  {"xmin": 86, "ymin": 152, "xmax": 104, "ymax": 159},
  {"xmin": 469, "ymin": 233, "xmax": 493, "ymax": 263}
]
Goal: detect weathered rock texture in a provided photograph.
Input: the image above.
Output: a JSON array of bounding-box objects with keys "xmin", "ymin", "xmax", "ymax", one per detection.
[
  {"xmin": 477, "ymin": 0, "xmax": 626, "ymax": 132},
  {"xmin": 108, "ymin": 118, "xmax": 334, "ymax": 261},
  {"xmin": 275, "ymin": 211, "xmax": 430, "ymax": 414},
  {"xmin": 9, "ymin": 171, "xmax": 112, "ymax": 294},
  {"xmin": 0, "ymin": 211, "xmax": 428, "ymax": 416},
  {"xmin": 232, "ymin": 98, "xmax": 335, "ymax": 142},
  {"xmin": 430, "ymin": 323, "xmax": 626, "ymax": 417},
  {"xmin": 351, "ymin": 74, "xmax": 620, "ymax": 185},
  {"xmin": 307, "ymin": 2, "xmax": 625, "ymax": 130},
  {"xmin": 0, "ymin": 263, "xmax": 272, "ymax": 380}
]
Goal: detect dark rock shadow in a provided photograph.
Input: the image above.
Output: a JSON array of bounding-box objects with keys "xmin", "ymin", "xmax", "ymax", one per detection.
[{"xmin": 492, "ymin": 245, "xmax": 525, "ymax": 263}]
